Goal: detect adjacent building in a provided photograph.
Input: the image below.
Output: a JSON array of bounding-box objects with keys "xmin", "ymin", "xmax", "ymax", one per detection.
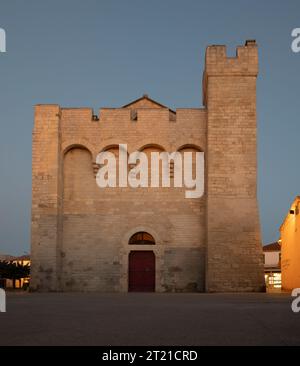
[
  {"xmin": 263, "ymin": 242, "xmax": 281, "ymax": 290},
  {"xmin": 0, "ymin": 255, "xmax": 30, "ymax": 289},
  {"xmin": 280, "ymin": 196, "xmax": 300, "ymax": 291}
]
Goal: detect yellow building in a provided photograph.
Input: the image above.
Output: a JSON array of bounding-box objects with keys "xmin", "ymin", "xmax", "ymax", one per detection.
[{"xmin": 280, "ymin": 196, "xmax": 300, "ymax": 291}]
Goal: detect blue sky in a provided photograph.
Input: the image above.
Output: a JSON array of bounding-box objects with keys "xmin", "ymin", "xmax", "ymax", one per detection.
[{"xmin": 0, "ymin": 0, "xmax": 299, "ymax": 254}]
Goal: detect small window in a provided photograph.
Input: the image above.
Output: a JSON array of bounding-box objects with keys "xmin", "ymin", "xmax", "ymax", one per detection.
[{"xmin": 129, "ymin": 232, "xmax": 155, "ymax": 245}]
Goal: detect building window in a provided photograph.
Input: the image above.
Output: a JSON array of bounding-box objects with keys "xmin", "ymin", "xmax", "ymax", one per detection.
[
  {"xmin": 265, "ymin": 272, "xmax": 281, "ymax": 289},
  {"xmin": 129, "ymin": 232, "xmax": 155, "ymax": 245}
]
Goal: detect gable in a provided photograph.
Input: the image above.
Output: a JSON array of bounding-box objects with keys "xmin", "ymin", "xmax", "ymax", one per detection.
[{"xmin": 122, "ymin": 94, "xmax": 175, "ymax": 113}]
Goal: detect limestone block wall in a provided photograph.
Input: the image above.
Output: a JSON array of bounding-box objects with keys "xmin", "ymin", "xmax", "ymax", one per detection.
[
  {"xmin": 31, "ymin": 105, "xmax": 62, "ymax": 291},
  {"xmin": 204, "ymin": 41, "xmax": 265, "ymax": 291},
  {"xmin": 31, "ymin": 100, "xmax": 207, "ymax": 291}
]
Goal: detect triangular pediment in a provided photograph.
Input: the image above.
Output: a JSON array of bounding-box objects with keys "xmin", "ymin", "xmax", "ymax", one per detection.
[{"xmin": 122, "ymin": 94, "xmax": 175, "ymax": 113}]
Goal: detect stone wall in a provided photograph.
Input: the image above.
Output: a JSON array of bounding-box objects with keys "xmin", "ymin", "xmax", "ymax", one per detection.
[
  {"xmin": 204, "ymin": 40, "xmax": 265, "ymax": 291},
  {"xmin": 31, "ymin": 99, "xmax": 207, "ymax": 291},
  {"xmin": 31, "ymin": 40, "xmax": 265, "ymax": 292}
]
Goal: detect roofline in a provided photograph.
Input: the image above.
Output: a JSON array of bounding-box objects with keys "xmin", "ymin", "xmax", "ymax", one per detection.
[
  {"xmin": 262, "ymin": 242, "xmax": 281, "ymax": 252},
  {"xmin": 121, "ymin": 94, "xmax": 176, "ymax": 114},
  {"xmin": 279, "ymin": 196, "xmax": 300, "ymax": 232}
]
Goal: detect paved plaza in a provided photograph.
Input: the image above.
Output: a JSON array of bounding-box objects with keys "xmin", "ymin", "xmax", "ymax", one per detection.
[{"xmin": 0, "ymin": 292, "xmax": 299, "ymax": 346}]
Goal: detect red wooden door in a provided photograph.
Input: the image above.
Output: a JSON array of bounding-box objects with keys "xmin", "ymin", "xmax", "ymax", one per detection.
[{"xmin": 128, "ymin": 251, "xmax": 155, "ymax": 292}]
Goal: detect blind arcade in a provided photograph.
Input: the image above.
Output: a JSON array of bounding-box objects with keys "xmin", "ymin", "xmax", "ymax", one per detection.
[{"xmin": 96, "ymin": 144, "xmax": 205, "ymax": 199}]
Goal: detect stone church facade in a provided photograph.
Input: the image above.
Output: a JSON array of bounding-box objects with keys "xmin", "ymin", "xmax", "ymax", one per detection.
[{"xmin": 31, "ymin": 40, "xmax": 265, "ymax": 292}]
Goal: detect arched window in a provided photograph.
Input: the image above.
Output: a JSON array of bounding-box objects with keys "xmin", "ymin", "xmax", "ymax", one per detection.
[{"xmin": 129, "ymin": 232, "xmax": 155, "ymax": 245}]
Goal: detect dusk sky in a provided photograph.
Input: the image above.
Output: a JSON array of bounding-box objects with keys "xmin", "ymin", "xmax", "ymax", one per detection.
[{"xmin": 0, "ymin": 0, "xmax": 299, "ymax": 255}]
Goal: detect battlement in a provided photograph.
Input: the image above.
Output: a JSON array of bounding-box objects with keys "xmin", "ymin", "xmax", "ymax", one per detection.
[
  {"xmin": 34, "ymin": 104, "xmax": 60, "ymax": 117},
  {"xmin": 204, "ymin": 39, "xmax": 258, "ymax": 76},
  {"xmin": 202, "ymin": 40, "xmax": 258, "ymax": 106},
  {"xmin": 35, "ymin": 105, "xmax": 207, "ymax": 132},
  {"xmin": 98, "ymin": 108, "xmax": 178, "ymax": 122}
]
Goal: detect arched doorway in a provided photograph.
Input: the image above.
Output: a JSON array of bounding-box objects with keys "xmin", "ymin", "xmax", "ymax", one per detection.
[{"xmin": 128, "ymin": 232, "xmax": 156, "ymax": 292}]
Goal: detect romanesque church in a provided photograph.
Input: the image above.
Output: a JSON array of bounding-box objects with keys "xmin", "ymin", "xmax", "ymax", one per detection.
[{"xmin": 31, "ymin": 40, "xmax": 265, "ymax": 292}]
